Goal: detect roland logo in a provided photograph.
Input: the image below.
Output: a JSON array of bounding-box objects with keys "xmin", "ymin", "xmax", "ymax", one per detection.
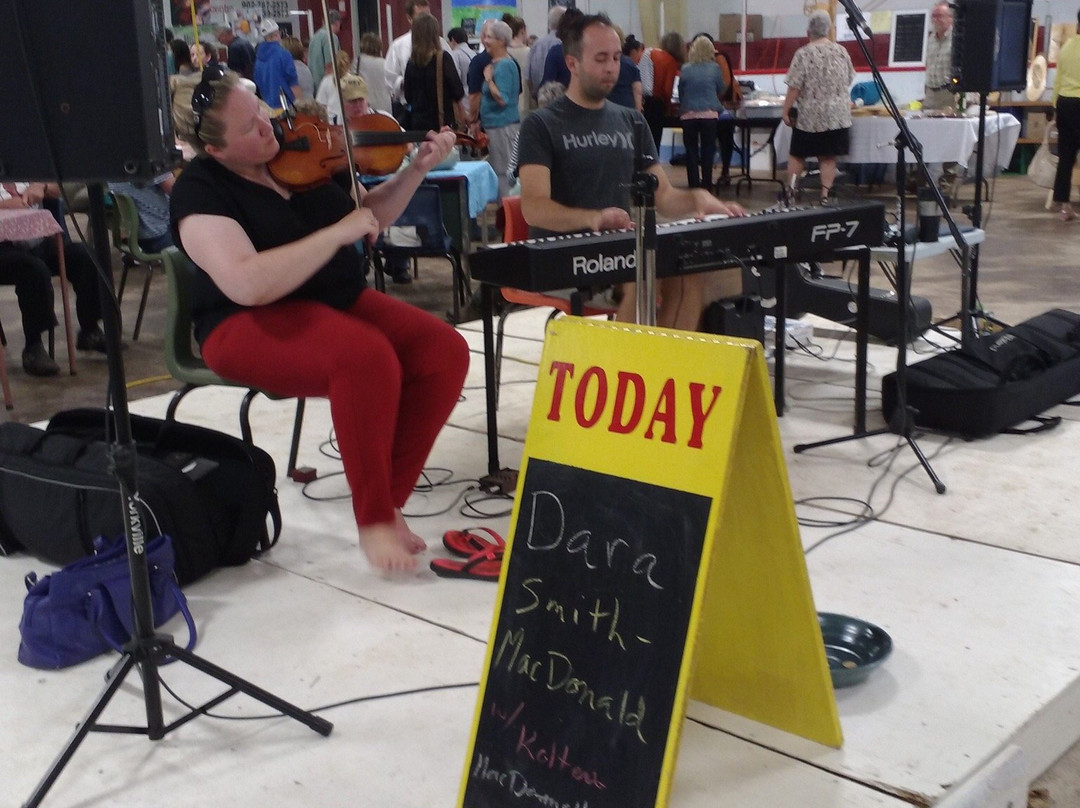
[
  {"xmin": 572, "ymin": 251, "xmax": 636, "ymax": 277},
  {"xmin": 810, "ymin": 220, "xmax": 861, "ymax": 241}
]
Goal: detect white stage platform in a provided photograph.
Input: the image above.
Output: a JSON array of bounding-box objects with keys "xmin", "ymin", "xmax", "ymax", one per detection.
[{"xmin": 3, "ymin": 307, "xmax": 1079, "ymax": 807}]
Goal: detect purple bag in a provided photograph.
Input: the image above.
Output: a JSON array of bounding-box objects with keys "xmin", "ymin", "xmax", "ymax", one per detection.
[{"xmin": 17, "ymin": 534, "xmax": 196, "ymax": 669}]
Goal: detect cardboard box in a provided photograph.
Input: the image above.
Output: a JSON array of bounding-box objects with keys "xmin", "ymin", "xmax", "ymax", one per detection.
[
  {"xmin": 1024, "ymin": 112, "xmax": 1048, "ymax": 143},
  {"xmin": 718, "ymin": 14, "xmax": 762, "ymax": 44}
]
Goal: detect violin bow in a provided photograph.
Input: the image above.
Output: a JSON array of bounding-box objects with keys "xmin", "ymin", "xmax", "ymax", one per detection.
[{"xmin": 318, "ymin": 0, "xmax": 365, "ymax": 216}]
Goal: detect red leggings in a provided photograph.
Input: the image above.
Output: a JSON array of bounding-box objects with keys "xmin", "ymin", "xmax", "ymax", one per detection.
[{"xmin": 201, "ymin": 289, "xmax": 469, "ymax": 528}]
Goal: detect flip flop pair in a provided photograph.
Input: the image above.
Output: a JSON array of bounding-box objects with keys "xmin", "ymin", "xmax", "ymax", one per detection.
[
  {"xmin": 441, "ymin": 527, "xmax": 505, "ymax": 558},
  {"xmin": 431, "ymin": 528, "xmax": 506, "ymax": 582}
]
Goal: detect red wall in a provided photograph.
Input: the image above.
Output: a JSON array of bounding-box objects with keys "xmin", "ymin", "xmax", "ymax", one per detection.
[{"xmin": 718, "ymin": 34, "xmax": 892, "ymax": 74}]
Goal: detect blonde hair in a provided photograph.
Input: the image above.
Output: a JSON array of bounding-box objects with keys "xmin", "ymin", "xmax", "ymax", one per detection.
[
  {"xmin": 687, "ymin": 35, "xmax": 715, "ymax": 64},
  {"xmin": 334, "ymin": 49, "xmax": 352, "ymax": 78},
  {"xmin": 171, "ymin": 70, "xmax": 241, "ymax": 156}
]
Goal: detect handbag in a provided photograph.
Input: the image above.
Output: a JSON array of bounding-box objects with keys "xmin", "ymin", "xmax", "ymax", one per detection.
[
  {"xmin": 1028, "ymin": 124, "xmax": 1058, "ymax": 189},
  {"xmin": 18, "ymin": 533, "xmax": 197, "ymax": 669}
]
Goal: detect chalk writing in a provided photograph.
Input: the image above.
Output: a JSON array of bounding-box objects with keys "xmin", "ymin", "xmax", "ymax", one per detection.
[
  {"xmin": 516, "ymin": 577, "xmax": 653, "ymax": 649},
  {"xmin": 523, "ymin": 490, "xmax": 665, "ymax": 590},
  {"xmin": 463, "ymin": 460, "xmax": 712, "ymax": 808},
  {"xmin": 472, "ymin": 755, "xmax": 593, "ymax": 808},
  {"xmin": 516, "ymin": 724, "xmax": 608, "ymax": 790},
  {"xmin": 494, "ymin": 627, "xmax": 648, "ymax": 744}
]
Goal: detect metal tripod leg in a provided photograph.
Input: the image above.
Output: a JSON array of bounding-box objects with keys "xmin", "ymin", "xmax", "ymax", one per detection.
[{"xmin": 23, "ymin": 637, "xmax": 332, "ymax": 808}]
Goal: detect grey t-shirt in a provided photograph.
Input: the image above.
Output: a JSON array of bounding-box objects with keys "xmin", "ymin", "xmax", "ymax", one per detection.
[{"xmin": 516, "ymin": 95, "xmax": 658, "ymax": 238}]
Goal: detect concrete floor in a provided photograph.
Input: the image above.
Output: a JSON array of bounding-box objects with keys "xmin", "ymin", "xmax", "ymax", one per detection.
[{"xmin": 1, "ymin": 167, "xmax": 1079, "ymax": 806}]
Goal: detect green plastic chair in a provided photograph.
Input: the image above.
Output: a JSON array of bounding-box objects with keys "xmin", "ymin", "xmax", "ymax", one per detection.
[
  {"xmin": 160, "ymin": 247, "xmax": 307, "ymax": 479},
  {"xmin": 110, "ymin": 192, "xmax": 162, "ymax": 341}
]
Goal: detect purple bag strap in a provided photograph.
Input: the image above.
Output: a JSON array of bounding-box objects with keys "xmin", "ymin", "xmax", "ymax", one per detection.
[{"xmin": 87, "ymin": 578, "xmax": 197, "ymax": 659}]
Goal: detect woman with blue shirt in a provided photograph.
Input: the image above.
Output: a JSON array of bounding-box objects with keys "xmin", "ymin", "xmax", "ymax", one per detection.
[
  {"xmin": 481, "ymin": 20, "xmax": 521, "ymax": 199},
  {"xmin": 677, "ymin": 35, "xmax": 726, "ymax": 191}
]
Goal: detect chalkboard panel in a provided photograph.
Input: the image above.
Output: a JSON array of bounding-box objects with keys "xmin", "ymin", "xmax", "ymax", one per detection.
[
  {"xmin": 464, "ymin": 459, "xmax": 711, "ymax": 808},
  {"xmin": 890, "ymin": 11, "xmax": 928, "ymax": 66}
]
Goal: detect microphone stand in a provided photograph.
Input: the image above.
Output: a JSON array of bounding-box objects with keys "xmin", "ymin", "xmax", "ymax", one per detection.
[
  {"xmin": 22, "ymin": 192, "xmax": 332, "ymax": 807},
  {"xmin": 793, "ymin": 4, "xmax": 960, "ymax": 494},
  {"xmin": 631, "ymin": 120, "xmax": 659, "ymax": 325}
]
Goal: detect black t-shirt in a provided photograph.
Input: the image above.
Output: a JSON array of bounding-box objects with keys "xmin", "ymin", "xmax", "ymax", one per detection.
[
  {"xmin": 517, "ymin": 96, "xmax": 657, "ymax": 238},
  {"xmin": 169, "ymin": 156, "xmax": 365, "ymax": 343}
]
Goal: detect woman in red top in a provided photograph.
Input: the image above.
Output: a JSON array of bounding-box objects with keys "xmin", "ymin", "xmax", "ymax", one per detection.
[{"xmin": 643, "ymin": 32, "xmax": 684, "ymax": 149}]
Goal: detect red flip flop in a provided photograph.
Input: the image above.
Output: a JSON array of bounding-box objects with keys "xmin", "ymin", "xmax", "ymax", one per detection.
[
  {"xmin": 441, "ymin": 527, "xmax": 505, "ymax": 558},
  {"xmin": 430, "ymin": 548, "xmax": 503, "ymax": 581}
]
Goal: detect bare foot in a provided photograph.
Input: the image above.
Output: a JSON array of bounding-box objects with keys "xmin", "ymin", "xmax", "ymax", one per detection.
[
  {"xmin": 394, "ymin": 510, "xmax": 427, "ymax": 554},
  {"xmin": 359, "ymin": 522, "xmax": 418, "ymax": 572},
  {"xmin": 1061, "ymin": 205, "xmax": 1077, "ymax": 222}
]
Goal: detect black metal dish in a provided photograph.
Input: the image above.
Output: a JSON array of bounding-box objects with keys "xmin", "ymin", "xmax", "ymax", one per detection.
[{"xmin": 818, "ymin": 612, "xmax": 893, "ymax": 688}]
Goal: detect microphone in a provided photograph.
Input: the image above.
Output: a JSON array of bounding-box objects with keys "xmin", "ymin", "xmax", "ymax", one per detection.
[{"xmin": 837, "ymin": 0, "xmax": 873, "ymax": 37}]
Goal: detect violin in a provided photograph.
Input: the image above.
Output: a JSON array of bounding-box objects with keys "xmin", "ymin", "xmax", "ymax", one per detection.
[{"xmin": 268, "ymin": 110, "xmax": 479, "ymax": 191}]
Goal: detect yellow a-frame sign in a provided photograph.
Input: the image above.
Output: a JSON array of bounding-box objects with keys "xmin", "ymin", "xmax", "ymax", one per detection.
[{"xmin": 459, "ymin": 317, "xmax": 839, "ymax": 808}]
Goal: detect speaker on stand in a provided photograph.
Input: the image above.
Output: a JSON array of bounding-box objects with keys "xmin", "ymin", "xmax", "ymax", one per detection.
[
  {"xmin": 0, "ymin": 0, "xmax": 179, "ymax": 182},
  {"xmin": 2, "ymin": 3, "xmax": 333, "ymax": 805},
  {"xmin": 945, "ymin": 0, "xmax": 1033, "ymax": 346}
]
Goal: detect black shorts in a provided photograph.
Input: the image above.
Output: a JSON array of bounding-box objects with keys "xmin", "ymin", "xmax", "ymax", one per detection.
[{"xmin": 790, "ymin": 126, "xmax": 851, "ymax": 159}]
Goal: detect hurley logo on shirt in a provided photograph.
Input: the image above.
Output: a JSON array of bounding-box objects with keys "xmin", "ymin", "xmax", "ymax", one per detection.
[{"xmin": 561, "ymin": 130, "xmax": 635, "ymax": 150}]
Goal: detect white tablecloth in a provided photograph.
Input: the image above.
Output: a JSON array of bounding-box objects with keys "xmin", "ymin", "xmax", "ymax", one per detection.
[{"xmin": 774, "ymin": 113, "xmax": 1021, "ymax": 174}]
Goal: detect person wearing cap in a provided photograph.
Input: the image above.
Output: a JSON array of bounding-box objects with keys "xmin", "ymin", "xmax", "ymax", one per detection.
[
  {"xmin": 340, "ymin": 73, "xmax": 371, "ymax": 119},
  {"xmin": 254, "ymin": 18, "xmax": 300, "ymax": 111},
  {"xmin": 308, "ymin": 10, "xmax": 343, "ymax": 94}
]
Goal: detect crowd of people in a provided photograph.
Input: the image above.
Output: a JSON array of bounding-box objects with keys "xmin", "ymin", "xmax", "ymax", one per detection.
[{"xmin": 6, "ymin": 7, "xmax": 1075, "ymax": 570}]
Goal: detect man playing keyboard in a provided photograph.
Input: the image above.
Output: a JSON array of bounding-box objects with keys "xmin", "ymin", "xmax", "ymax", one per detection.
[{"xmin": 516, "ymin": 12, "xmax": 744, "ymax": 330}]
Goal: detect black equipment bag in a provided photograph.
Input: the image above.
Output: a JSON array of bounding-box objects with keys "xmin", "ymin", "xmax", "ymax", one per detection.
[
  {"xmin": 883, "ymin": 309, "xmax": 1080, "ymax": 437},
  {"xmin": 0, "ymin": 409, "xmax": 281, "ymax": 585}
]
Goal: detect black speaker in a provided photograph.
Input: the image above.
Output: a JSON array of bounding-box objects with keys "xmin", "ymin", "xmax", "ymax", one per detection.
[
  {"xmin": 784, "ymin": 273, "xmax": 933, "ymax": 345},
  {"xmin": 951, "ymin": 0, "xmax": 1034, "ymax": 94},
  {"xmin": 0, "ymin": 0, "xmax": 179, "ymax": 182}
]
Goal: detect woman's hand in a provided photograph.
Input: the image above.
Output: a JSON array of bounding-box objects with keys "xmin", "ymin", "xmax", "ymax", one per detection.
[
  {"xmin": 483, "ymin": 64, "xmax": 494, "ymax": 83},
  {"xmin": 334, "ymin": 207, "xmax": 381, "ymax": 246},
  {"xmin": 781, "ymin": 108, "xmax": 793, "ymax": 127},
  {"xmin": 411, "ymin": 127, "xmax": 457, "ymax": 173}
]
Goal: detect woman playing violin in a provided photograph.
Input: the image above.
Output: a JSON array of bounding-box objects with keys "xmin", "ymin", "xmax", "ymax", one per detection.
[{"xmin": 169, "ymin": 66, "xmax": 469, "ymax": 573}]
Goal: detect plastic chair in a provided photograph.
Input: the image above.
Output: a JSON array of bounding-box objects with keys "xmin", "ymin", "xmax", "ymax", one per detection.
[
  {"xmin": 371, "ymin": 183, "xmax": 470, "ymax": 322},
  {"xmin": 493, "ymin": 196, "xmax": 616, "ymax": 407},
  {"xmin": 109, "ymin": 192, "xmax": 162, "ymax": 340},
  {"xmin": 160, "ymin": 248, "xmax": 308, "ymax": 480}
]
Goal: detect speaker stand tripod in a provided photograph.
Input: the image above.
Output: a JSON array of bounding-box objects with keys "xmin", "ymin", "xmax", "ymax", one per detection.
[
  {"xmin": 931, "ymin": 92, "xmax": 1009, "ymax": 350},
  {"xmin": 22, "ymin": 186, "xmax": 332, "ymax": 808},
  {"xmin": 792, "ymin": 2, "xmax": 975, "ymax": 495}
]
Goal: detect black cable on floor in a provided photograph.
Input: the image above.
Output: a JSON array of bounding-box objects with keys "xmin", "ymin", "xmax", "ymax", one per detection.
[{"xmin": 156, "ymin": 676, "xmax": 479, "ymax": 722}]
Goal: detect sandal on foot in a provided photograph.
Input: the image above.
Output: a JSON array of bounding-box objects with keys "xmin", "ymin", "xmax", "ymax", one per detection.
[
  {"xmin": 442, "ymin": 527, "xmax": 505, "ymax": 558},
  {"xmin": 430, "ymin": 548, "xmax": 503, "ymax": 581}
]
